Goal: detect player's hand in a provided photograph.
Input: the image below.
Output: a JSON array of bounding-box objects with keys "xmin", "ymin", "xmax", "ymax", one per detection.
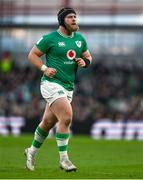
[
  {"xmin": 74, "ymin": 58, "xmax": 86, "ymax": 67},
  {"xmin": 44, "ymin": 67, "xmax": 57, "ymax": 78}
]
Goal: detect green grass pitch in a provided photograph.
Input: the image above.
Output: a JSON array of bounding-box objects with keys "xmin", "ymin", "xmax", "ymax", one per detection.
[{"xmin": 0, "ymin": 135, "xmax": 143, "ymax": 179}]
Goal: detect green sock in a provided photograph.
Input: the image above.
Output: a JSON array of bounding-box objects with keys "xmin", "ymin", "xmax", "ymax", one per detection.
[
  {"xmin": 29, "ymin": 126, "xmax": 48, "ymax": 155},
  {"xmin": 56, "ymin": 132, "xmax": 70, "ymax": 161}
]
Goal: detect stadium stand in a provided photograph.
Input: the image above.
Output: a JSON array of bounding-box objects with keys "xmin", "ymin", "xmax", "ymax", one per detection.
[{"xmin": 0, "ymin": 0, "xmax": 143, "ymax": 138}]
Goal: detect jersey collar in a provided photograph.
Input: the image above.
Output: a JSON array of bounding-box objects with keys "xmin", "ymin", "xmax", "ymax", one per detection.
[{"xmin": 57, "ymin": 30, "xmax": 74, "ymax": 38}]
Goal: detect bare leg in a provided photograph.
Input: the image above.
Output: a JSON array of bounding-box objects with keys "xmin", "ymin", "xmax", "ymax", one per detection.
[
  {"xmin": 50, "ymin": 97, "xmax": 72, "ymax": 134},
  {"xmin": 39, "ymin": 103, "xmax": 58, "ymax": 132},
  {"xmin": 25, "ymin": 103, "xmax": 58, "ymax": 171},
  {"xmin": 50, "ymin": 97, "xmax": 77, "ymax": 171},
  {"xmin": 30, "ymin": 103, "xmax": 58, "ymax": 153}
]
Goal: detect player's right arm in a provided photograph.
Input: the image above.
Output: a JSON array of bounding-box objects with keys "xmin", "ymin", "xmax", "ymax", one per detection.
[{"xmin": 28, "ymin": 46, "xmax": 57, "ymax": 78}]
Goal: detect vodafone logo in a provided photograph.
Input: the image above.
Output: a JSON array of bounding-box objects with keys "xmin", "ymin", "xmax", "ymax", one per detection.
[{"xmin": 67, "ymin": 50, "xmax": 76, "ymax": 60}]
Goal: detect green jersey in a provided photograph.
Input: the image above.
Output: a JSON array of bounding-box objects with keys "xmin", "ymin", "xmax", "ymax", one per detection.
[{"xmin": 36, "ymin": 30, "xmax": 88, "ymax": 90}]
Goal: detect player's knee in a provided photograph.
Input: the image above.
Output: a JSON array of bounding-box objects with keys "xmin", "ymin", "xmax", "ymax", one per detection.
[
  {"xmin": 62, "ymin": 114, "xmax": 72, "ymax": 127},
  {"xmin": 41, "ymin": 117, "xmax": 55, "ymax": 129},
  {"xmin": 65, "ymin": 118, "xmax": 72, "ymax": 127},
  {"xmin": 46, "ymin": 120, "xmax": 55, "ymax": 128}
]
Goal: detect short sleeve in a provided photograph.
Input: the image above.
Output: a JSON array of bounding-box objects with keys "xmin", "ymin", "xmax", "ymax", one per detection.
[{"xmin": 35, "ymin": 35, "xmax": 50, "ymax": 54}]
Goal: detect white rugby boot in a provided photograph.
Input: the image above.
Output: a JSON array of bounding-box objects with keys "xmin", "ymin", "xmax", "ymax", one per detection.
[
  {"xmin": 60, "ymin": 159, "xmax": 77, "ymax": 172},
  {"xmin": 24, "ymin": 148, "xmax": 35, "ymax": 171}
]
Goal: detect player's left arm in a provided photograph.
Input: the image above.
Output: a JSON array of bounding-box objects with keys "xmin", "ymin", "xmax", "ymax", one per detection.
[{"xmin": 74, "ymin": 50, "xmax": 92, "ymax": 68}]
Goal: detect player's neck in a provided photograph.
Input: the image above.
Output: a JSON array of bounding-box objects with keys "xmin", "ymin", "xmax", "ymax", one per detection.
[{"xmin": 58, "ymin": 26, "xmax": 73, "ymax": 37}]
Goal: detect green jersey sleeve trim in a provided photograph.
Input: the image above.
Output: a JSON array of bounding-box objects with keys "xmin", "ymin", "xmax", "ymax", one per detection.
[{"xmin": 35, "ymin": 35, "xmax": 50, "ymax": 54}]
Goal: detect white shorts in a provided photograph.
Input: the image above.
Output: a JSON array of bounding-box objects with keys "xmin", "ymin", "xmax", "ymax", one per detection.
[{"xmin": 40, "ymin": 80, "xmax": 73, "ymax": 106}]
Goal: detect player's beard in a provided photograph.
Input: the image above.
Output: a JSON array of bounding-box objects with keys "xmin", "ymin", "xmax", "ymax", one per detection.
[{"xmin": 65, "ymin": 23, "xmax": 79, "ymax": 32}]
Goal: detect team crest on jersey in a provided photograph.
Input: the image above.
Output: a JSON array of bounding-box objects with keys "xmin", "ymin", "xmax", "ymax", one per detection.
[
  {"xmin": 58, "ymin": 42, "xmax": 65, "ymax": 47},
  {"xmin": 75, "ymin": 41, "xmax": 81, "ymax": 48},
  {"xmin": 67, "ymin": 50, "xmax": 76, "ymax": 60}
]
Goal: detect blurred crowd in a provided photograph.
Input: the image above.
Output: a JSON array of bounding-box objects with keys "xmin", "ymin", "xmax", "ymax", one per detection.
[
  {"xmin": 1, "ymin": 52, "xmax": 143, "ymax": 134},
  {"xmin": 72, "ymin": 58, "xmax": 143, "ymax": 133}
]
